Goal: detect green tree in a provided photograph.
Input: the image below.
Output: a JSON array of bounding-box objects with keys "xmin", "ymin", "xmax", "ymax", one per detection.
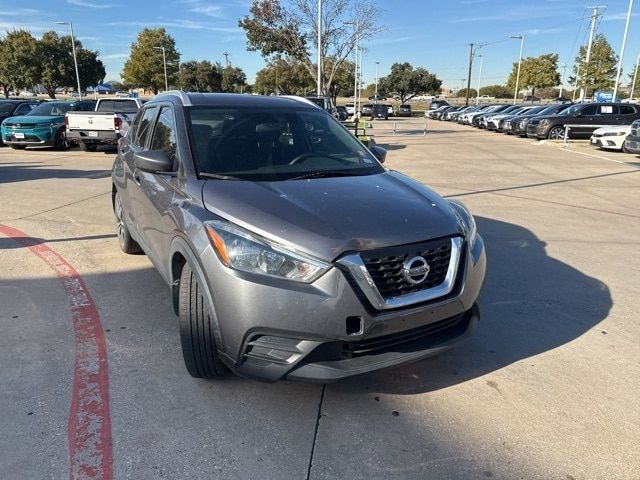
[
  {"xmin": 479, "ymin": 84, "xmax": 513, "ymax": 98},
  {"xmin": 254, "ymin": 56, "xmax": 314, "ymax": 95},
  {"xmin": 221, "ymin": 66, "xmax": 247, "ymax": 93},
  {"xmin": 178, "ymin": 60, "xmax": 223, "ymax": 92},
  {"xmin": 38, "ymin": 31, "xmax": 105, "ymax": 98},
  {"xmin": 628, "ymin": 63, "xmax": 639, "ymax": 98},
  {"xmin": 122, "ymin": 28, "xmax": 180, "ymax": 94},
  {"xmin": 0, "ymin": 30, "xmax": 40, "ymax": 98},
  {"xmin": 456, "ymin": 88, "xmax": 477, "ymax": 98},
  {"xmin": 325, "ymin": 58, "xmax": 354, "ymax": 104},
  {"xmin": 506, "ymin": 53, "xmax": 560, "ymax": 98},
  {"xmin": 570, "ymin": 35, "xmax": 618, "ymax": 97},
  {"xmin": 239, "ymin": 0, "xmax": 381, "ymax": 95},
  {"xmin": 378, "ymin": 62, "xmax": 442, "ymax": 103}
]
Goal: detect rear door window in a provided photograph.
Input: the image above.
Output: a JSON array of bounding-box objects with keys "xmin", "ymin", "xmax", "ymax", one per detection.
[{"xmin": 619, "ymin": 105, "xmax": 636, "ymax": 115}]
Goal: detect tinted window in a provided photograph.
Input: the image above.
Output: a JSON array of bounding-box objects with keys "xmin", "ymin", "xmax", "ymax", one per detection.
[
  {"xmin": 619, "ymin": 105, "xmax": 636, "ymax": 115},
  {"xmin": 98, "ymin": 99, "xmax": 139, "ymax": 113},
  {"xmin": 150, "ymin": 107, "xmax": 178, "ymax": 166},
  {"xmin": 186, "ymin": 106, "xmax": 383, "ymax": 181},
  {"xmin": 0, "ymin": 102, "xmax": 19, "ymax": 114},
  {"xmin": 133, "ymin": 107, "xmax": 158, "ymax": 148},
  {"xmin": 27, "ymin": 102, "xmax": 73, "ymax": 116},
  {"xmin": 580, "ymin": 105, "xmax": 597, "ymax": 115},
  {"xmin": 14, "ymin": 103, "xmax": 35, "ymax": 115}
]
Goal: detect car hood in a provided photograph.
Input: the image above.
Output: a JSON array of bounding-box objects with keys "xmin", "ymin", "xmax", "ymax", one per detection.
[
  {"xmin": 3, "ymin": 115, "xmax": 63, "ymax": 125},
  {"xmin": 201, "ymin": 171, "xmax": 463, "ymax": 262},
  {"xmin": 593, "ymin": 125, "xmax": 631, "ymax": 135}
]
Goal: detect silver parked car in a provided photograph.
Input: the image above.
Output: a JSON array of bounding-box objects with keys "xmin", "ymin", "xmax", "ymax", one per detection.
[{"xmin": 111, "ymin": 92, "xmax": 486, "ymax": 382}]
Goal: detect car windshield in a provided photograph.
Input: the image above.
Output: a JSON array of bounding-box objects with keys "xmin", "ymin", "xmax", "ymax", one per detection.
[
  {"xmin": 27, "ymin": 102, "xmax": 72, "ymax": 116},
  {"xmin": 0, "ymin": 102, "xmax": 19, "ymax": 114},
  {"xmin": 187, "ymin": 106, "xmax": 384, "ymax": 181}
]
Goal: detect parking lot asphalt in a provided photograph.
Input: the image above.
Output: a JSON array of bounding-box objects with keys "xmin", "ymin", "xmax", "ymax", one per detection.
[{"xmin": 1, "ymin": 120, "xmax": 639, "ymax": 479}]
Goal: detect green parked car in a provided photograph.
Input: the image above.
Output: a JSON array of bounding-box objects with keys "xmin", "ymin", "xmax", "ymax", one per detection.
[{"xmin": 1, "ymin": 100, "xmax": 95, "ymax": 150}]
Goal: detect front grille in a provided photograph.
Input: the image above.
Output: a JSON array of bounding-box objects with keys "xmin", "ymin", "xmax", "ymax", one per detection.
[
  {"xmin": 632, "ymin": 127, "xmax": 638, "ymax": 136},
  {"xmin": 4, "ymin": 123, "xmax": 38, "ymax": 128},
  {"xmin": 7, "ymin": 134, "xmax": 41, "ymax": 142},
  {"xmin": 361, "ymin": 237, "xmax": 453, "ymax": 299}
]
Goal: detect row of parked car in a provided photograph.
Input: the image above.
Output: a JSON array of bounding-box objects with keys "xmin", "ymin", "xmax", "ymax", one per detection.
[
  {"xmin": 427, "ymin": 101, "xmax": 640, "ymax": 154},
  {"xmin": 0, "ymin": 97, "xmax": 144, "ymax": 151},
  {"xmin": 344, "ymin": 103, "xmax": 413, "ymax": 120}
]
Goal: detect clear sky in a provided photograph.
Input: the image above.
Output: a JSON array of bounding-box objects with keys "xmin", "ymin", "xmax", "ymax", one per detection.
[{"xmin": 1, "ymin": 0, "xmax": 639, "ymax": 90}]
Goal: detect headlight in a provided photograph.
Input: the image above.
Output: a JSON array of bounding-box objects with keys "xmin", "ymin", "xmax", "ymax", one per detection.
[
  {"xmin": 520, "ymin": 119, "xmax": 528, "ymax": 128},
  {"xmin": 204, "ymin": 220, "xmax": 330, "ymax": 283},
  {"xmin": 539, "ymin": 119, "xmax": 550, "ymax": 126},
  {"xmin": 602, "ymin": 131, "xmax": 626, "ymax": 137},
  {"xmin": 448, "ymin": 200, "xmax": 477, "ymax": 245}
]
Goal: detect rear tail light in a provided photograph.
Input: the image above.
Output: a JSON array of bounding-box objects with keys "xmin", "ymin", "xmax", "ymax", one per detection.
[
  {"xmin": 64, "ymin": 116, "xmax": 69, "ymax": 127},
  {"xmin": 114, "ymin": 117, "xmax": 122, "ymax": 130}
]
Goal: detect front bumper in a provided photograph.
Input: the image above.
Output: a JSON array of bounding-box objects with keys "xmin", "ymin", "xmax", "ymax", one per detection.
[
  {"xmin": 623, "ymin": 135, "xmax": 640, "ymax": 154},
  {"xmin": 202, "ymin": 234, "xmax": 486, "ymax": 382},
  {"xmin": 1, "ymin": 125, "xmax": 56, "ymax": 146}
]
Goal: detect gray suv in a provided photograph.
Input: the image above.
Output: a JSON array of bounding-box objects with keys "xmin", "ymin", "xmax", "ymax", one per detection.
[{"xmin": 111, "ymin": 92, "xmax": 486, "ymax": 382}]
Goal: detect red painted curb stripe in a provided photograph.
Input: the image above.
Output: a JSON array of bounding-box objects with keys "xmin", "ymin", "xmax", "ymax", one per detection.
[{"xmin": 0, "ymin": 224, "xmax": 113, "ymax": 480}]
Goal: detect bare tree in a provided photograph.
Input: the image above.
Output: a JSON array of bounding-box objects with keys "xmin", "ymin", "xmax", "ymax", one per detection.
[{"xmin": 239, "ymin": 0, "xmax": 381, "ymax": 95}]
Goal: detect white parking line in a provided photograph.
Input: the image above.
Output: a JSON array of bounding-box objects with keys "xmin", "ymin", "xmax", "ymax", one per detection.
[{"xmin": 556, "ymin": 145, "xmax": 640, "ymax": 169}]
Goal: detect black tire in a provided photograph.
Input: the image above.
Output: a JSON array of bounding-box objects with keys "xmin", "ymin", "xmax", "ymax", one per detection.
[
  {"xmin": 10, "ymin": 144, "xmax": 27, "ymax": 150},
  {"xmin": 113, "ymin": 191, "xmax": 142, "ymax": 254},
  {"xmin": 547, "ymin": 126, "xmax": 566, "ymax": 140},
  {"xmin": 79, "ymin": 142, "xmax": 97, "ymax": 152},
  {"xmin": 178, "ymin": 263, "xmax": 229, "ymax": 379},
  {"xmin": 54, "ymin": 128, "xmax": 69, "ymax": 150},
  {"xmin": 622, "ymin": 141, "xmax": 630, "ymax": 154}
]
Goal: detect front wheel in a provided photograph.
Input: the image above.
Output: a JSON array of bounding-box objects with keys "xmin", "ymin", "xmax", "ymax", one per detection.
[
  {"xmin": 622, "ymin": 141, "xmax": 631, "ymax": 153},
  {"xmin": 54, "ymin": 128, "xmax": 69, "ymax": 150},
  {"xmin": 178, "ymin": 263, "xmax": 229, "ymax": 379},
  {"xmin": 547, "ymin": 126, "xmax": 566, "ymax": 140}
]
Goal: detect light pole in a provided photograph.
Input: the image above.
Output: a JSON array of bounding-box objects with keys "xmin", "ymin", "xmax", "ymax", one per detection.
[
  {"xmin": 631, "ymin": 53, "xmax": 640, "ymax": 101},
  {"xmin": 558, "ymin": 63, "xmax": 567, "ymax": 99},
  {"xmin": 153, "ymin": 46, "xmax": 168, "ymax": 92},
  {"xmin": 510, "ymin": 35, "xmax": 524, "ymax": 105},
  {"xmin": 475, "ymin": 54, "xmax": 483, "ymax": 106},
  {"xmin": 613, "ymin": 0, "xmax": 634, "ymax": 100},
  {"xmin": 572, "ymin": 63, "xmax": 581, "ymax": 101},
  {"xmin": 375, "ymin": 61, "xmax": 380, "ymax": 103},
  {"xmin": 56, "ymin": 21, "xmax": 82, "ymax": 100},
  {"xmin": 317, "ymin": 0, "xmax": 322, "ymax": 95},
  {"xmin": 345, "ymin": 21, "xmax": 359, "ymax": 117}
]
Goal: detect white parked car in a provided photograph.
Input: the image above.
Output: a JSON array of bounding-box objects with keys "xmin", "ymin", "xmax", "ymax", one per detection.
[
  {"xmin": 590, "ymin": 125, "xmax": 632, "ymax": 151},
  {"xmin": 345, "ymin": 102, "xmax": 355, "ymax": 115}
]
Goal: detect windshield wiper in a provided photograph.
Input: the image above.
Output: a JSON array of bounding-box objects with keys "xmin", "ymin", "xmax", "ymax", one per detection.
[
  {"xmin": 286, "ymin": 170, "xmax": 365, "ymax": 181},
  {"xmin": 199, "ymin": 172, "xmax": 242, "ymax": 181}
]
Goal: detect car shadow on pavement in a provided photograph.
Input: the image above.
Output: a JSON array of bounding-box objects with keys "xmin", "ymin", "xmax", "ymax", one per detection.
[
  {"xmin": 335, "ymin": 215, "xmax": 613, "ymax": 395},
  {"xmin": 0, "ymin": 233, "xmax": 116, "ymax": 250},
  {"xmin": 0, "ymin": 163, "xmax": 111, "ymax": 183}
]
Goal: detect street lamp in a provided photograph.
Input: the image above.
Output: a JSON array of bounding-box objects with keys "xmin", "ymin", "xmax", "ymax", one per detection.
[
  {"xmin": 558, "ymin": 63, "xmax": 567, "ymax": 99},
  {"xmin": 153, "ymin": 46, "xmax": 168, "ymax": 92},
  {"xmin": 510, "ymin": 35, "xmax": 524, "ymax": 105},
  {"xmin": 613, "ymin": 0, "xmax": 634, "ymax": 100},
  {"xmin": 475, "ymin": 54, "xmax": 483, "ymax": 106},
  {"xmin": 317, "ymin": 0, "xmax": 322, "ymax": 95},
  {"xmin": 375, "ymin": 61, "xmax": 380, "ymax": 103},
  {"xmin": 344, "ymin": 21, "xmax": 359, "ymax": 117},
  {"xmin": 56, "ymin": 21, "xmax": 82, "ymax": 100}
]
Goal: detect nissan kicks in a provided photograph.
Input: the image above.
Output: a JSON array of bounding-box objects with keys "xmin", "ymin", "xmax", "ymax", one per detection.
[{"xmin": 111, "ymin": 92, "xmax": 486, "ymax": 382}]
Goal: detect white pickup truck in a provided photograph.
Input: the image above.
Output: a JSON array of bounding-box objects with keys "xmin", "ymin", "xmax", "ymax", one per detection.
[{"xmin": 65, "ymin": 98, "xmax": 145, "ymax": 151}]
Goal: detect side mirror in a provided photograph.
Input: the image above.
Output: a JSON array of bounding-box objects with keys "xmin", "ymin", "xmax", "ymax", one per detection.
[
  {"xmin": 134, "ymin": 150, "xmax": 173, "ymax": 173},
  {"xmin": 370, "ymin": 145, "xmax": 387, "ymax": 164}
]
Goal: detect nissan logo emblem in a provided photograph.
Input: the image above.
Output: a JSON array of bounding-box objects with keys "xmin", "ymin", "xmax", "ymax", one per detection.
[{"xmin": 401, "ymin": 256, "xmax": 430, "ymax": 285}]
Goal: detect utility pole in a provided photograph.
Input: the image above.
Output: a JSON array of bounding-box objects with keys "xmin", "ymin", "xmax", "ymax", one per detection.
[
  {"xmin": 475, "ymin": 54, "xmax": 483, "ymax": 106},
  {"xmin": 581, "ymin": 6, "xmax": 604, "ymax": 101},
  {"xmin": 223, "ymin": 52, "xmax": 230, "ymax": 68},
  {"xmin": 558, "ymin": 63, "xmax": 567, "ymax": 99},
  {"xmin": 57, "ymin": 21, "xmax": 82, "ymax": 100},
  {"xmin": 317, "ymin": 0, "xmax": 322, "ymax": 95},
  {"xmin": 613, "ymin": 0, "xmax": 634, "ymax": 100},
  {"xmin": 465, "ymin": 43, "xmax": 474, "ymax": 106},
  {"xmin": 375, "ymin": 61, "xmax": 380, "ymax": 103},
  {"xmin": 510, "ymin": 35, "xmax": 524, "ymax": 105},
  {"xmin": 573, "ymin": 63, "xmax": 581, "ymax": 101}
]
